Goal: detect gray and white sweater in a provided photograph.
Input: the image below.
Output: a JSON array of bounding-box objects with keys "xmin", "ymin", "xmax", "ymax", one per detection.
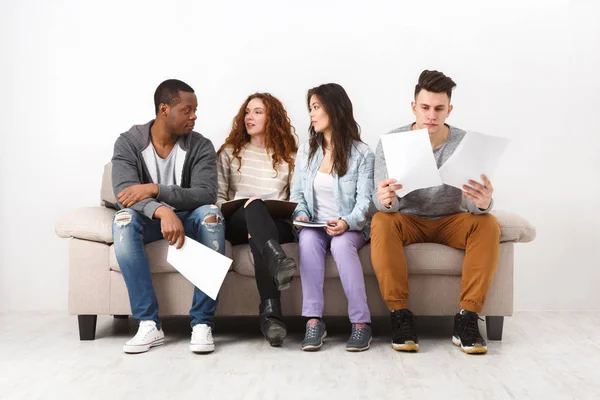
[
  {"xmin": 110, "ymin": 120, "xmax": 218, "ymax": 219},
  {"xmin": 373, "ymin": 124, "xmax": 493, "ymax": 219}
]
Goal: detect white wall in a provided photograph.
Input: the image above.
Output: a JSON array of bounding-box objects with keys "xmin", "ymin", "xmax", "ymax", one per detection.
[{"xmin": 1, "ymin": 0, "xmax": 598, "ymax": 312}]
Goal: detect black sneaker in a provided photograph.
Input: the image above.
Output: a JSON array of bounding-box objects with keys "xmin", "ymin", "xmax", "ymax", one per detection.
[
  {"xmin": 390, "ymin": 309, "xmax": 419, "ymax": 352},
  {"xmin": 452, "ymin": 310, "xmax": 488, "ymax": 354}
]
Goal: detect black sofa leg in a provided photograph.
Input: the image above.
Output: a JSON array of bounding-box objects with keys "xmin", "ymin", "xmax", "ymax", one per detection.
[
  {"xmin": 78, "ymin": 315, "xmax": 97, "ymax": 341},
  {"xmin": 485, "ymin": 316, "xmax": 504, "ymax": 341}
]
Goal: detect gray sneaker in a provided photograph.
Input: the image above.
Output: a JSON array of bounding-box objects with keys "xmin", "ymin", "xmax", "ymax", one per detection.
[
  {"xmin": 301, "ymin": 319, "xmax": 327, "ymax": 351},
  {"xmin": 346, "ymin": 323, "xmax": 372, "ymax": 352}
]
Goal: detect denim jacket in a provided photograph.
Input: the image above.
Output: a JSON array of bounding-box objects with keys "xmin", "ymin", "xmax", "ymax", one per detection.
[{"xmin": 290, "ymin": 139, "xmax": 375, "ymax": 240}]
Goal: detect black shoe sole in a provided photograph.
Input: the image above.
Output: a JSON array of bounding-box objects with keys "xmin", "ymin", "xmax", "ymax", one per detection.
[
  {"xmin": 273, "ymin": 258, "xmax": 296, "ymax": 291},
  {"xmin": 263, "ymin": 321, "xmax": 287, "ymax": 347}
]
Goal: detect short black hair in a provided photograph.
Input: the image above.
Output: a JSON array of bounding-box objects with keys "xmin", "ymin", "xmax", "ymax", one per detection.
[
  {"xmin": 153, "ymin": 79, "xmax": 195, "ymax": 114},
  {"xmin": 414, "ymin": 70, "xmax": 456, "ymax": 100}
]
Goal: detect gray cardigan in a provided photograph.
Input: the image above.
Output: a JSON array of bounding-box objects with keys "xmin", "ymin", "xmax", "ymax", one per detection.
[{"xmin": 110, "ymin": 120, "xmax": 218, "ymax": 218}]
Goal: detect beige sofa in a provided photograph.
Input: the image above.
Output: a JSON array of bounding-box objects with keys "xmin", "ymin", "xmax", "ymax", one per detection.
[{"xmin": 55, "ymin": 164, "xmax": 536, "ymax": 341}]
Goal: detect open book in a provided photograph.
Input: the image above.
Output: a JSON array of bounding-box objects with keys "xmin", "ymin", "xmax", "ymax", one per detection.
[{"xmin": 221, "ymin": 191, "xmax": 297, "ymax": 220}]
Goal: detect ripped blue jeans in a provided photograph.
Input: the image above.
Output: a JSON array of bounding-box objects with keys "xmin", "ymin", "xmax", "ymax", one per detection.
[{"xmin": 112, "ymin": 205, "xmax": 225, "ymax": 328}]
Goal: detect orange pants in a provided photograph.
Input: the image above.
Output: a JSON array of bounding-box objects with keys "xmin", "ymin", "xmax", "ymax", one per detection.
[{"xmin": 370, "ymin": 212, "xmax": 501, "ymax": 313}]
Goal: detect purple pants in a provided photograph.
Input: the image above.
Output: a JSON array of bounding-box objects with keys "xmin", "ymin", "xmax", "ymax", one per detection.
[{"xmin": 299, "ymin": 228, "xmax": 371, "ymax": 323}]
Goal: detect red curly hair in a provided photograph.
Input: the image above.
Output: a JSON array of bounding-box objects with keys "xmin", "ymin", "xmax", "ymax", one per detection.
[{"xmin": 218, "ymin": 93, "xmax": 298, "ymax": 174}]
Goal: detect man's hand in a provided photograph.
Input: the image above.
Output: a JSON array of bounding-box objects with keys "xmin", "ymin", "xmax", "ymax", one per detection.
[
  {"xmin": 118, "ymin": 184, "xmax": 158, "ymax": 208},
  {"xmin": 154, "ymin": 206, "xmax": 185, "ymax": 249},
  {"xmin": 463, "ymin": 174, "xmax": 494, "ymax": 210},
  {"xmin": 377, "ymin": 179, "xmax": 403, "ymax": 208},
  {"xmin": 295, "ymin": 216, "xmax": 309, "ymax": 230},
  {"xmin": 326, "ymin": 219, "xmax": 348, "ymax": 237}
]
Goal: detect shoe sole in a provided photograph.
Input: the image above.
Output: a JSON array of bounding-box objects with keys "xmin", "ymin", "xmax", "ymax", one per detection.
[
  {"xmin": 274, "ymin": 258, "xmax": 296, "ymax": 291},
  {"xmin": 301, "ymin": 331, "xmax": 327, "ymax": 351},
  {"xmin": 123, "ymin": 337, "xmax": 164, "ymax": 354},
  {"xmin": 345, "ymin": 337, "xmax": 372, "ymax": 352},
  {"xmin": 190, "ymin": 343, "xmax": 215, "ymax": 353},
  {"xmin": 452, "ymin": 336, "xmax": 488, "ymax": 354},
  {"xmin": 265, "ymin": 323, "xmax": 287, "ymax": 347},
  {"xmin": 392, "ymin": 340, "xmax": 419, "ymax": 352}
]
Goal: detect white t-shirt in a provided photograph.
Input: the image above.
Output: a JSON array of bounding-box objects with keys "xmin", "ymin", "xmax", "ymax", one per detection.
[
  {"xmin": 151, "ymin": 142, "xmax": 177, "ymax": 186},
  {"xmin": 312, "ymin": 171, "xmax": 338, "ymax": 223}
]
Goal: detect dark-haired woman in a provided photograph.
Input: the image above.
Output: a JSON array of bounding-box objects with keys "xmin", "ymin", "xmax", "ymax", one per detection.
[{"xmin": 290, "ymin": 83, "xmax": 374, "ymax": 352}]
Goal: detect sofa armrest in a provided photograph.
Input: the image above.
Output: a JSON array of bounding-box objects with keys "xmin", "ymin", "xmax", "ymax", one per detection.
[
  {"xmin": 55, "ymin": 207, "xmax": 116, "ymax": 244},
  {"xmin": 491, "ymin": 210, "xmax": 536, "ymax": 243}
]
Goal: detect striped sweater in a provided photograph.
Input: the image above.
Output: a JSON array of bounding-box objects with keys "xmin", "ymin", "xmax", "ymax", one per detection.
[{"xmin": 216, "ymin": 143, "xmax": 293, "ymax": 209}]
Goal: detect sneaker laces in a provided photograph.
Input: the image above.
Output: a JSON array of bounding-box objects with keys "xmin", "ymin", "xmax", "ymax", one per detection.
[
  {"xmin": 192, "ymin": 325, "xmax": 212, "ymax": 342},
  {"xmin": 350, "ymin": 323, "xmax": 367, "ymax": 340},
  {"xmin": 132, "ymin": 321, "xmax": 157, "ymax": 342},
  {"xmin": 391, "ymin": 310, "xmax": 416, "ymax": 339},
  {"xmin": 461, "ymin": 312, "xmax": 484, "ymax": 341},
  {"xmin": 305, "ymin": 319, "xmax": 321, "ymax": 339}
]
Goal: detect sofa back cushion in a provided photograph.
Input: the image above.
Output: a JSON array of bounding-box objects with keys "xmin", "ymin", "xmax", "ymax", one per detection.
[{"xmin": 101, "ymin": 163, "xmax": 118, "ymax": 208}]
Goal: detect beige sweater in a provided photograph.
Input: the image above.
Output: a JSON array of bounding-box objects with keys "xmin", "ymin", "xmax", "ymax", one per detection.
[{"xmin": 216, "ymin": 143, "xmax": 293, "ymax": 209}]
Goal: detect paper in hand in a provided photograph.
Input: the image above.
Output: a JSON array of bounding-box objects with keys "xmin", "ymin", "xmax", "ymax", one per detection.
[
  {"xmin": 293, "ymin": 220, "xmax": 331, "ymax": 228},
  {"xmin": 381, "ymin": 129, "xmax": 442, "ymax": 197},
  {"xmin": 166, "ymin": 236, "xmax": 232, "ymax": 300},
  {"xmin": 439, "ymin": 131, "xmax": 509, "ymax": 190}
]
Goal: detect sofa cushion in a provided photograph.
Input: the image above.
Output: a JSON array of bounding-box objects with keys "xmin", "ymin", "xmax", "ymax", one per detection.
[
  {"xmin": 56, "ymin": 204, "xmax": 535, "ymax": 247},
  {"xmin": 55, "ymin": 207, "xmax": 116, "ymax": 243},
  {"xmin": 232, "ymin": 242, "xmax": 466, "ymax": 277},
  {"xmin": 491, "ymin": 210, "xmax": 536, "ymax": 243},
  {"xmin": 110, "ymin": 240, "xmax": 234, "ymax": 273},
  {"xmin": 101, "ymin": 163, "xmax": 119, "ymax": 208}
]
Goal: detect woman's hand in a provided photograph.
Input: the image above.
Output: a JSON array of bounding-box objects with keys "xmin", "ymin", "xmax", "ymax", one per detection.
[
  {"xmin": 325, "ymin": 219, "xmax": 348, "ymax": 236},
  {"xmin": 295, "ymin": 216, "xmax": 309, "ymax": 230}
]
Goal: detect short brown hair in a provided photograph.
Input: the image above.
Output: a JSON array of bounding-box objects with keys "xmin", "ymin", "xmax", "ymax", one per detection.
[{"xmin": 414, "ymin": 70, "xmax": 456, "ymax": 100}]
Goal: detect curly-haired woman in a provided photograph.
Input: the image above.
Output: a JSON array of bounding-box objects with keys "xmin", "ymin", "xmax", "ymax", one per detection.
[{"xmin": 217, "ymin": 93, "xmax": 298, "ymax": 347}]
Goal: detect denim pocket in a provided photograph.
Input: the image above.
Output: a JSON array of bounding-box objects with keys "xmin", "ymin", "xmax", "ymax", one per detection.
[{"xmin": 338, "ymin": 172, "xmax": 358, "ymax": 196}]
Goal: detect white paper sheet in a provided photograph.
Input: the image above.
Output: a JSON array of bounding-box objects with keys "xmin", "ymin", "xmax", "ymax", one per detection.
[
  {"xmin": 381, "ymin": 129, "xmax": 443, "ymax": 197},
  {"xmin": 293, "ymin": 220, "xmax": 330, "ymax": 228},
  {"xmin": 166, "ymin": 236, "xmax": 233, "ymax": 300},
  {"xmin": 439, "ymin": 131, "xmax": 509, "ymax": 190}
]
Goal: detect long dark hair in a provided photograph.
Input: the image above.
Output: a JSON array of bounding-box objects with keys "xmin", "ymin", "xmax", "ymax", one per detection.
[{"xmin": 307, "ymin": 83, "xmax": 362, "ymax": 177}]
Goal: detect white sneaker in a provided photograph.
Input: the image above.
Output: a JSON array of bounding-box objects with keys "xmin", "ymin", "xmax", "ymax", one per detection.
[
  {"xmin": 190, "ymin": 324, "xmax": 215, "ymax": 353},
  {"xmin": 123, "ymin": 320, "xmax": 165, "ymax": 354}
]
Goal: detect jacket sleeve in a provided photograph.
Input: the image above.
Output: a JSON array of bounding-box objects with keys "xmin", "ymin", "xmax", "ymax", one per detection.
[
  {"xmin": 111, "ymin": 135, "xmax": 163, "ymax": 219},
  {"xmin": 341, "ymin": 146, "xmax": 375, "ymax": 231},
  {"xmin": 290, "ymin": 144, "xmax": 310, "ymax": 220},
  {"xmin": 155, "ymin": 139, "xmax": 218, "ymax": 210},
  {"xmin": 466, "ymin": 196, "xmax": 494, "ymax": 215}
]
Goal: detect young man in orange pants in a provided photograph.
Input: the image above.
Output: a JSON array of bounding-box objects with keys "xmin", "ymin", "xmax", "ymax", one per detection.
[{"xmin": 371, "ymin": 70, "xmax": 501, "ymax": 355}]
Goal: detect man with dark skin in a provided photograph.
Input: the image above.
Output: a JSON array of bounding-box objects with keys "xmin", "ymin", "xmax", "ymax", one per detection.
[{"xmin": 111, "ymin": 79, "xmax": 225, "ymax": 354}]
